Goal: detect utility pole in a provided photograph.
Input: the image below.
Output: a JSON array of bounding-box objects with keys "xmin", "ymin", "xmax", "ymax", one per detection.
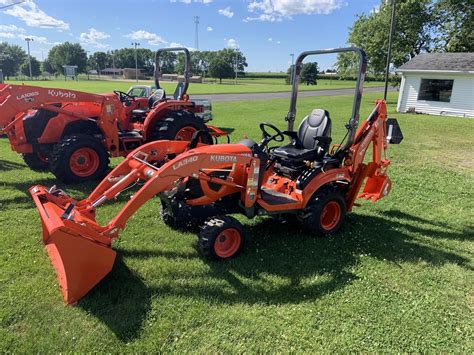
[
  {"xmin": 86, "ymin": 50, "xmax": 90, "ymax": 80},
  {"xmin": 235, "ymin": 50, "xmax": 238, "ymax": 84},
  {"xmin": 112, "ymin": 52, "xmax": 116, "ymax": 79},
  {"xmin": 194, "ymin": 16, "xmax": 200, "ymax": 50},
  {"xmin": 131, "ymin": 42, "xmax": 140, "ymax": 83},
  {"xmin": 0, "ymin": 1, "xmax": 25, "ymax": 10},
  {"xmin": 289, "ymin": 53, "xmax": 295, "ymax": 85},
  {"xmin": 25, "ymin": 37, "xmax": 33, "ymax": 80},
  {"xmin": 384, "ymin": 0, "xmax": 396, "ymax": 101}
]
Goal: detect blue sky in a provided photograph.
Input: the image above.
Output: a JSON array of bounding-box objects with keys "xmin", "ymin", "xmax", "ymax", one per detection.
[{"xmin": 0, "ymin": 0, "xmax": 381, "ymax": 71}]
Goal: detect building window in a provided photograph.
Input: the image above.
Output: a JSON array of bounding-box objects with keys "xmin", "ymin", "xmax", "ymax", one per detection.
[{"xmin": 418, "ymin": 79, "xmax": 454, "ymax": 102}]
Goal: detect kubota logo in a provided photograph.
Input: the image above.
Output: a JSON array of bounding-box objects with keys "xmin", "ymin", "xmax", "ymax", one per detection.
[
  {"xmin": 16, "ymin": 91, "xmax": 39, "ymax": 101},
  {"xmin": 210, "ymin": 155, "xmax": 237, "ymax": 163},
  {"xmin": 172, "ymin": 156, "xmax": 198, "ymax": 170},
  {"xmin": 48, "ymin": 89, "xmax": 76, "ymax": 99}
]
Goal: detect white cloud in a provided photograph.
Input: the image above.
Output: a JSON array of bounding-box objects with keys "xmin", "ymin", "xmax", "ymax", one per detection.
[
  {"xmin": 246, "ymin": 0, "xmax": 344, "ymax": 21},
  {"xmin": 218, "ymin": 7, "xmax": 234, "ymax": 18},
  {"xmin": 276, "ymin": 40, "xmax": 281, "ymax": 44},
  {"xmin": 227, "ymin": 38, "xmax": 238, "ymax": 49},
  {"xmin": 206, "ymin": 26, "xmax": 213, "ymax": 32},
  {"xmin": 267, "ymin": 37, "xmax": 273, "ymax": 42},
  {"xmin": 125, "ymin": 30, "xmax": 167, "ymax": 46},
  {"xmin": 170, "ymin": 0, "xmax": 213, "ymax": 3},
  {"xmin": 2, "ymin": 0, "xmax": 69, "ymax": 30},
  {"xmin": 80, "ymin": 28, "xmax": 111, "ymax": 48},
  {"xmin": 0, "ymin": 24, "xmax": 26, "ymax": 33},
  {"xmin": 0, "ymin": 32, "xmax": 16, "ymax": 38},
  {"xmin": 18, "ymin": 34, "xmax": 49, "ymax": 44},
  {"xmin": 0, "ymin": 23, "xmax": 50, "ymax": 44},
  {"xmin": 169, "ymin": 42, "xmax": 183, "ymax": 47}
]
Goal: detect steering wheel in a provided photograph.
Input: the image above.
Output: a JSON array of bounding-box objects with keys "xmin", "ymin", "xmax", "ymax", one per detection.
[
  {"xmin": 259, "ymin": 122, "xmax": 284, "ymax": 147},
  {"xmin": 113, "ymin": 90, "xmax": 135, "ymax": 105}
]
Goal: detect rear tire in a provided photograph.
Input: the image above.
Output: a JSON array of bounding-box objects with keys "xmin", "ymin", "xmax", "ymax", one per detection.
[
  {"xmin": 198, "ymin": 216, "xmax": 245, "ymax": 260},
  {"xmin": 150, "ymin": 111, "xmax": 213, "ymax": 144},
  {"xmin": 22, "ymin": 152, "xmax": 49, "ymax": 171},
  {"xmin": 49, "ymin": 134, "xmax": 109, "ymax": 183},
  {"xmin": 298, "ymin": 186, "xmax": 346, "ymax": 236}
]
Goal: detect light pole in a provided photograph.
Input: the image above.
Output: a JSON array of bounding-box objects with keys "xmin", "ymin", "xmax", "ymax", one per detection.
[
  {"xmin": 384, "ymin": 0, "xmax": 396, "ymax": 101},
  {"xmin": 290, "ymin": 53, "xmax": 294, "ymax": 66},
  {"xmin": 25, "ymin": 37, "xmax": 33, "ymax": 80},
  {"xmin": 131, "ymin": 42, "xmax": 140, "ymax": 83}
]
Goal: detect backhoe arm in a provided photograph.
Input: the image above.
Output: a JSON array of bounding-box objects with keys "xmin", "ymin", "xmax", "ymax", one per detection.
[{"xmin": 345, "ymin": 100, "xmax": 392, "ymax": 209}]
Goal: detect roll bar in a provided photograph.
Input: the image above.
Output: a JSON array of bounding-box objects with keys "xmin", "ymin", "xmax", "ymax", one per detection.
[
  {"xmin": 154, "ymin": 47, "xmax": 192, "ymax": 99},
  {"xmin": 286, "ymin": 47, "xmax": 367, "ymax": 151}
]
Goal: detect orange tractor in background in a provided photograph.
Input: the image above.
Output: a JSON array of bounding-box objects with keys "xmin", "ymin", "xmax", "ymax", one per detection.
[
  {"xmin": 0, "ymin": 47, "xmax": 226, "ymax": 183},
  {"xmin": 29, "ymin": 47, "xmax": 403, "ymax": 304}
]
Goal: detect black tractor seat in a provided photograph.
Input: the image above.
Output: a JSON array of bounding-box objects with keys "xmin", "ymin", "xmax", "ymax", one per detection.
[
  {"xmin": 272, "ymin": 108, "xmax": 332, "ymax": 162},
  {"xmin": 132, "ymin": 89, "xmax": 167, "ymax": 119}
]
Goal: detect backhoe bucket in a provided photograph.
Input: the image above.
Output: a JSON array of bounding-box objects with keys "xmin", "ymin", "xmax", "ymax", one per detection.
[
  {"xmin": 30, "ymin": 186, "xmax": 116, "ymax": 304},
  {"xmin": 359, "ymin": 174, "xmax": 392, "ymax": 202}
]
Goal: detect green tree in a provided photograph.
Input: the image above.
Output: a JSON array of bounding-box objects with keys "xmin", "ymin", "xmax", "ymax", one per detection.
[
  {"xmin": 434, "ymin": 0, "xmax": 474, "ymax": 52},
  {"xmin": 0, "ymin": 42, "xmax": 27, "ymax": 78},
  {"xmin": 208, "ymin": 57, "xmax": 234, "ymax": 84},
  {"xmin": 20, "ymin": 56, "xmax": 41, "ymax": 77},
  {"xmin": 42, "ymin": 58, "xmax": 54, "ymax": 73},
  {"xmin": 301, "ymin": 62, "xmax": 318, "ymax": 85},
  {"xmin": 47, "ymin": 42, "xmax": 88, "ymax": 73},
  {"xmin": 158, "ymin": 51, "xmax": 178, "ymax": 74},
  {"xmin": 337, "ymin": 0, "xmax": 434, "ymax": 74},
  {"xmin": 218, "ymin": 48, "xmax": 248, "ymax": 73},
  {"xmin": 88, "ymin": 51, "xmax": 108, "ymax": 74}
]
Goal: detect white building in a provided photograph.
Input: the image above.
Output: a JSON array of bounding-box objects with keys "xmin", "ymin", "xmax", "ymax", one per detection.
[{"xmin": 396, "ymin": 53, "xmax": 474, "ymax": 118}]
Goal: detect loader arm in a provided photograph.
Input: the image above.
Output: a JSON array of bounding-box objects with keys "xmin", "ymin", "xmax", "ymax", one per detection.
[
  {"xmin": 1, "ymin": 84, "xmax": 124, "ymax": 153},
  {"xmin": 0, "ymin": 84, "xmax": 107, "ymax": 129},
  {"xmin": 29, "ymin": 140, "xmax": 256, "ymax": 304}
]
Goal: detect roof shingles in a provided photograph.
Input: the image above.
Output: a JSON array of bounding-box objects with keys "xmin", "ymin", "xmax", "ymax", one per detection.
[{"xmin": 397, "ymin": 53, "xmax": 474, "ymax": 72}]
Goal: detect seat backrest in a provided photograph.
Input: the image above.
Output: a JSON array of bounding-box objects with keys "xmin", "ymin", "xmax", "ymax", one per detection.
[{"xmin": 297, "ymin": 109, "xmax": 331, "ymax": 150}]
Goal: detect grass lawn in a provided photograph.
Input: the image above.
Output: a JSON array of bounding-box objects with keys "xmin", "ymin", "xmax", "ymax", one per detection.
[
  {"xmin": 0, "ymin": 92, "xmax": 472, "ymax": 352},
  {"xmin": 4, "ymin": 77, "xmax": 382, "ymax": 95}
]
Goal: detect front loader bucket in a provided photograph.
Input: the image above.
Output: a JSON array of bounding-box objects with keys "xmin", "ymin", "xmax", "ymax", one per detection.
[{"xmin": 30, "ymin": 186, "xmax": 116, "ymax": 304}]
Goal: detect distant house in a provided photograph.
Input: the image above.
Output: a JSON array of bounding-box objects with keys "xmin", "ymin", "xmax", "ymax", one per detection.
[
  {"xmin": 123, "ymin": 68, "xmax": 146, "ymax": 80},
  {"xmin": 396, "ymin": 53, "xmax": 474, "ymax": 118},
  {"xmin": 101, "ymin": 68, "xmax": 123, "ymax": 76}
]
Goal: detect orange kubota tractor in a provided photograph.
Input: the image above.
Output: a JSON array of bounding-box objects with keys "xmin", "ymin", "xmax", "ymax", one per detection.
[
  {"xmin": 29, "ymin": 48, "xmax": 403, "ymax": 304},
  {"xmin": 0, "ymin": 47, "xmax": 226, "ymax": 183}
]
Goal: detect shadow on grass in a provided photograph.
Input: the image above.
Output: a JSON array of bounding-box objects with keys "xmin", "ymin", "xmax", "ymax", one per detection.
[
  {"xmin": 0, "ymin": 159, "xmax": 26, "ymax": 171},
  {"xmin": 78, "ymin": 209, "xmax": 471, "ymax": 341},
  {"xmin": 79, "ymin": 257, "xmax": 152, "ymax": 343}
]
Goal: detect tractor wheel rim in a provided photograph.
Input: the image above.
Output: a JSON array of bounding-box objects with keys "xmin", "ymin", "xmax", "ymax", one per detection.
[
  {"xmin": 69, "ymin": 148, "xmax": 100, "ymax": 177},
  {"xmin": 320, "ymin": 201, "xmax": 341, "ymax": 231},
  {"xmin": 175, "ymin": 126, "xmax": 197, "ymax": 141},
  {"xmin": 214, "ymin": 228, "xmax": 241, "ymax": 258},
  {"xmin": 37, "ymin": 153, "xmax": 48, "ymax": 163}
]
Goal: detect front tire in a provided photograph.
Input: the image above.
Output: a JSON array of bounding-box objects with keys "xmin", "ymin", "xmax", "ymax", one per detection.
[
  {"xmin": 22, "ymin": 152, "xmax": 49, "ymax": 171},
  {"xmin": 49, "ymin": 134, "xmax": 109, "ymax": 183},
  {"xmin": 298, "ymin": 186, "xmax": 346, "ymax": 236},
  {"xmin": 198, "ymin": 216, "xmax": 245, "ymax": 260},
  {"xmin": 150, "ymin": 111, "xmax": 213, "ymax": 144}
]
